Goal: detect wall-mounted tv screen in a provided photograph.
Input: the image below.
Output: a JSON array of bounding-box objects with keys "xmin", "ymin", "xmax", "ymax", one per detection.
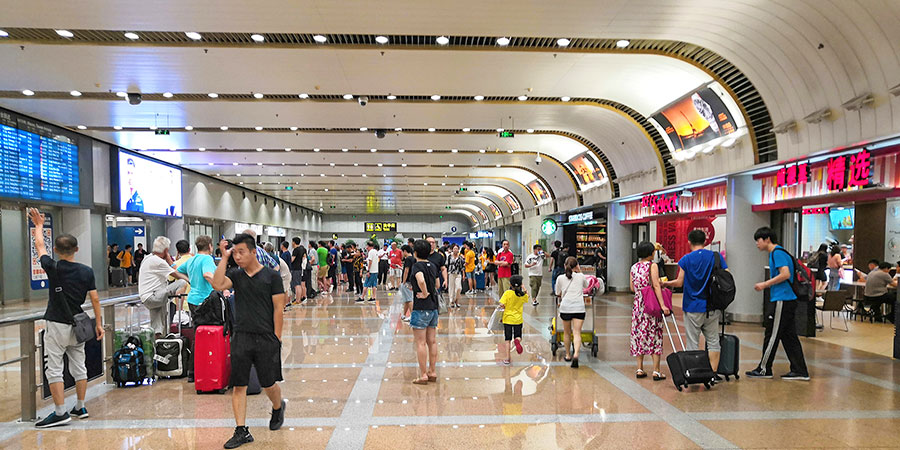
[
  {"xmin": 652, "ymin": 87, "xmax": 738, "ymax": 152},
  {"xmin": 0, "ymin": 109, "xmax": 79, "ymax": 205},
  {"xmin": 115, "ymin": 149, "xmax": 182, "ymax": 217},
  {"xmin": 829, "ymin": 208, "xmax": 854, "ymax": 230}
]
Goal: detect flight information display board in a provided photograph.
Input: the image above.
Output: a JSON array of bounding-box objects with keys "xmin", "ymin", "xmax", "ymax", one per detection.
[{"xmin": 0, "ymin": 111, "xmax": 79, "ymax": 205}]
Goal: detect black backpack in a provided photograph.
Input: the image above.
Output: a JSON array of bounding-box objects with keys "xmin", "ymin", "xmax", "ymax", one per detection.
[
  {"xmin": 193, "ymin": 290, "xmax": 234, "ymax": 334},
  {"xmin": 707, "ymin": 252, "xmax": 736, "ymax": 312},
  {"xmin": 773, "ymin": 247, "xmax": 814, "ymax": 302}
]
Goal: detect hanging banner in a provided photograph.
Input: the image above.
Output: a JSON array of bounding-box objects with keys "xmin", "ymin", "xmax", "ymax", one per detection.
[{"xmin": 29, "ymin": 211, "xmax": 53, "ymax": 290}]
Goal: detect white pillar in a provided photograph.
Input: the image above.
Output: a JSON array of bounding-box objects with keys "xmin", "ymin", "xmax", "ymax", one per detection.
[
  {"xmin": 166, "ymin": 218, "xmax": 186, "ymax": 255},
  {"xmin": 607, "ymin": 202, "xmax": 632, "ymax": 291},
  {"xmin": 61, "ymin": 208, "xmax": 92, "ymax": 267},
  {"xmin": 725, "ymin": 174, "xmax": 770, "ymax": 323}
]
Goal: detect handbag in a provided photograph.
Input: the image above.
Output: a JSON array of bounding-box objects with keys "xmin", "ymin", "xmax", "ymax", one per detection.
[
  {"xmin": 641, "ymin": 285, "xmax": 673, "ymax": 318},
  {"xmin": 437, "ymin": 291, "xmax": 448, "ymax": 314},
  {"xmin": 73, "ymin": 312, "xmax": 96, "ymax": 344},
  {"xmin": 487, "ymin": 306, "xmax": 505, "ymax": 332}
]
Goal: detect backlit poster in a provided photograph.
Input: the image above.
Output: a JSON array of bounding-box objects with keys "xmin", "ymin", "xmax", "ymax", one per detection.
[
  {"xmin": 564, "ymin": 152, "xmax": 606, "ymax": 189},
  {"xmin": 504, "ymin": 194, "xmax": 521, "ymax": 213},
  {"xmin": 488, "ymin": 204, "xmax": 501, "ymax": 218},
  {"xmin": 527, "ymin": 180, "xmax": 551, "ymax": 203},
  {"xmin": 478, "ymin": 210, "xmax": 488, "ymax": 222},
  {"xmin": 652, "ymin": 87, "xmax": 737, "ymax": 152}
]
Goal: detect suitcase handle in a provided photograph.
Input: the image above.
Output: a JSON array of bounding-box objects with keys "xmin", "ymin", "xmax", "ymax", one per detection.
[{"xmin": 662, "ymin": 314, "xmax": 686, "ymax": 352}]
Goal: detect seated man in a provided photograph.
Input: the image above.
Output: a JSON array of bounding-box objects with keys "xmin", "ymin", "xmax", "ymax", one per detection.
[
  {"xmin": 863, "ymin": 262, "xmax": 899, "ymax": 322},
  {"xmin": 138, "ymin": 236, "xmax": 190, "ymax": 338}
]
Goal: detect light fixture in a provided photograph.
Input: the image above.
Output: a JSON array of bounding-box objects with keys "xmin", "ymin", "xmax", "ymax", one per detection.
[
  {"xmin": 0, "ymin": 30, "xmax": 8, "ymax": 38},
  {"xmin": 115, "ymin": 91, "xmax": 127, "ymax": 97},
  {"xmin": 162, "ymin": 92, "xmax": 173, "ymax": 98},
  {"xmin": 236, "ymin": 173, "xmax": 242, "ymax": 177},
  {"xmin": 185, "ymin": 126, "xmax": 193, "ymax": 130},
  {"xmin": 370, "ymin": 148, "xmax": 377, "ymax": 152},
  {"xmin": 427, "ymin": 149, "xmax": 433, "ymax": 153},
  {"xmin": 517, "ymin": 95, "xmax": 527, "ymax": 101},
  {"xmin": 526, "ymin": 129, "xmax": 534, "ymax": 133},
  {"xmin": 496, "ymin": 128, "xmax": 504, "ymax": 132},
  {"xmin": 253, "ymin": 92, "xmax": 264, "ymax": 99},
  {"xmin": 314, "ymin": 148, "xmax": 320, "ymax": 152},
  {"xmin": 313, "ymin": 34, "xmax": 327, "ymax": 43},
  {"xmin": 22, "ymin": 89, "xmax": 34, "ymax": 96},
  {"xmin": 398, "ymin": 149, "xmax": 405, "ymax": 153},
  {"xmin": 76, "ymin": 125, "xmax": 87, "ymax": 130},
  {"xmin": 387, "ymin": 95, "xmax": 397, "ymax": 100},
  {"xmin": 431, "ymin": 95, "xmax": 441, "ymax": 101},
  {"xmin": 401, "ymin": 163, "xmax": 407, "ymax": 167},
  {"xmin": 343, "ymin": 94, "xmax": 353, "ymax": 100},
  {"xmin": 298, "ymin": 93, "xmax": 309, "ymax": 99},
  {"xmin": 424, "ymin": 182, "xmax": 428, "ymax": 186},
  {"xmin": 256, "ymin": 148, "xmax": 263, "ymax": 152},
  {"xmin": 507, "ymin": 149, "xmax": 513, "ymax": 153},
  {"xmin": 199, "ymin": 147, "xmax": 206, "ymax": 151},
  {"xmin": 149, "ymin": 126, "xmax": 158, "ymax": 130},
  {"xmin": 377, "ymin": 163, "xmax": 383, "ymax": 167},
  {"xmin": 474, "ymin": 95, "xmax": 484, "ymax": 101},
  {"xmin": 232, "ymin": 162, "xmax": 239, "ymax": 166},
  {"xmin": 451, "ymin": 149, "xmax": 459, "ymax": 153},
  {"xmin": 113, "ymin": 126, "xmax": 123, "ymax": 130},
  {"xmin": 341, "ymin": 148, "xmax": 348, "ymax": 152},
  {"xmin": 320, "ymin": 173, "xmax": 325, "ymax": 177},
  {"xmin": 441, "ymin": 182, "xmax": 446, "ymax": 186},
  {"xmin": 284, "ymin": 148, "xmax": 292, "ymax": 152},
  {"xmin": 360, "ymin": 127, "xmax": 368, "ymax": 131},
  {"xmin": 361, "ymin": 173, "xmax": 366, "ymax": 177},
  {"xmin": 496, "ymin": 164, "xmax": 501, "ymax": 167},
  {"xmin": 70, "ymin": 90, "xmax": 82, "ymax": 97},
  {"xmin": 428, "ymin": 128, "xmax": 436, "ymax": 132},
  {"xmin": 354, "ymin": 163, "xmax": 359, "ymax": 166},
  {"xmin": 330, "ymin": 163, "xmax": 335, "ymax": 167},
  {"xmin": 208, "ymin": 93, "xmax": 218, "ymax": 98},
  {"xmin": 375, "ymin": 35, "xmax": 389, "ymax": 44},
  {"xmin": 253, "ymin": 126, "xmax": 263, "ymax": 131},
  {"xmin": 290, "ymin": 126, "xmax": 298, "ymax": 131},
  {"xmin": 257, "ymin": 162, "xmax": 263, "ymax": 165},
  {"xmin": 496, "ymin": 37, "xmax": 510, "ymax": 46},
  {"xmin": 449, "ymin": 163, "xmax": 455, "ymax": 167},
  {"xmin": 479, "ymin": 149, "xmax": 486, "ymax": 153},
  {"xmin": 55, "ymin": 30, "xmax": 74, "ymax": 38},
  {"xmin": 220, "ymin": 126, "xmax": 228, "ymax": 130},
  {"xmin": 462, "ymin": 128, "xmax": 470, "ymax": 133},
  {"xmin": 185, "ymin": 32, "xmax": 202, "ymax": 40},
  {"xmin": 250, "ymin": 34, "xmax": 265, "ymax": 42},
  {"xmin": 394, "ymin": 127, "xmax": 402, "ymax": 132},
  {"xmin": 557, "ymin": 38, "xmax": 571, "ymax": 47},
  {"xmin": 616, "ymin": 39, "xmax": 630, "ymax": 48},
  {"xmin": 124, "ymin": 32, "xmax": 139, "ymax": 40},
  {"xmin": 435, "ymin": 36, "xmax": 451, "ymax": 46}
]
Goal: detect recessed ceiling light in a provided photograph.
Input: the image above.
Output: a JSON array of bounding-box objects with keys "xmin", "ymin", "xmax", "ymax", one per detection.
[
  {"xmin": 451, "ymin": 149, "xmax": 458, "ymax": 153},
  {"xmin": 257, "ymin": 162, "xmax": 263, "ymax": 165},
  {"xmin": 479, "ymin": 149, "xmax": 486, "ymax": 153},
  {"xmin": 55, "ymin": 30, "xmax": 74, "ymax": 38},
  {"xmin": 240, "ymin": 182, "xmax": 244, "ymax": 185},
  {"xmin": 330, "ymin": 163, "xmax": 335, "ymax": 167},
  {"xmin": 124, "ymin": 32, "xmax": 139, "ymax": 40},
  {"xmin": 426, "ymin": 149, "xmax": 433, "ymax": 153},
  {"xmin": 377, "ymin": 163, "xmax": 383, "ymax": 167},
  {"xmin": 255, "ymin": 126, "xmax": 264, "ymax": 131},
  {"xmin": 232, "ymin": 162, "xmax": 238, "ymax": 166},
  {"xmin": 207, "ymin": 162, "xmax": 213, "ymax": 165},
  {"xmin": 496, "ymin": 128, "xmax": 504, "ymax": 132},
  {"xmin": 507, "ymin": 150, "xmax": 513, "ymax": 153},
  {"xmin": 517, "ymin": 95, "xmax": 527, "ymax": 101},
  {"xmin": 256, "ymin": 148, "xmax": 263, "ymax": 152},
  {"xmin": 423, "ymin": 182, "xmax": 428, "ymax": 186},
  {"xmin": 76, "ymin": 125, "xmax": 87, "ymax": 130},
  {"xmin": 360, "ymin": 127, "xmax": 368, "ymax": 131},
  {"xmin": 474, "ymin": 95, "xmax": 484, "ymax": 101},
  {"xmin": 116, "ymin": 91, "xmax": 127, "ymax": 97},
  {"xmin": 526, "ymin": 129, "xmax": 534, "ymax": 133},
  {"xmin": 375, "ymin": 35, "xmax": 389, "ymax": 44},
  {"xmin": 250, "ymin": 34, "xmax": 265, "ymax": 42},
  {"xmin": 354, "ymin": 163, "xmax": 359, "ymax": 166},
  {"xmin": 253, "ymin": 92, "xmax": 264, "ymax": 99},
  {"xmin": 220, "ymin": 126, "xmax": 228, "ymax": 130},
  {"xmin": 401, "ymin": 163, "xmax": 407, "ymax": 167},
  {"xmin": 313, "ymin": 34, "xmax": 327, "ymax": 43},
  {"xmin": 208, "ymin": 93, "xmax": 218, "ymax": 98},
  {"xmin": 616, "ymin": 39, "xmax": 630, "ymax": 48},
  {"xmin": 341, "ymin": 148, "xmax": 348, "ymax": 152},
  {"xmin": 290, "ymin": 126, "xmax": 298, "ymax": 131},
  {"xmin": 496, "ymin": 37, "xmax": 510, "ymax": 46},
  {"xmin": 441, "ymin": 182, "xmax": 446, "ymax": 186},
  {"xmin": 431, "ymin": 95, "xmax": 441, "ymax": 101},
  {"xmin": 320, "ymin": 173, "xmax": 325, "ymax": 177},
  {"xmin": 70, "ymin": 90, "xmax": 82, "ymax": 97},
  {"xmin": 185, "ymin": 126, "xmax": 194, "ymax": 130},
  {"xmin": 370, "ymin": 148, "xmax": 377, "ymax": 152},
  {"xmin": 341, "ymin": 173, "xmax": 345, "ymax": 177},
  {"xmin": 462, "ymin": 128, "xmax": 470, "ymax": 133},
  {"xmin": 313, "ymin": 148, "xmax": 320, "ymax": 152},
  {"xmin": 449, "ymin": 163, "xmax": 455, "ymax": 167},
  {"xmin": 162, "ymin": 92, "xmax": 173, "ymax": 98},
  {"xmin": 496, "ymin": 164, "xmax": 501, "ymax": 167},
  {"xmin": 386, "ymin": 95, "xmax": 397, "ymax": 100},
  {"xmin": 298, "ymin": 93, "xmax": 309, "ymax": 99},
  {"xmin": 22, "ymin": 89, "xmax": 34, "ymax": 96},
  {"xmin": 394, "ymin": 128, "xmax": 402, "ymax": 132},
  {"xmin": 185, "ymin": 32, "xmax": 202, "ymax": 40},
  {"xmin": 149, "ymin": 126, "xmax": 157, "ymax": 130},
  {"xmin": 428, "ymin": 128, "xmax": 436, "ymax": 132},
  {"xmin": 436, "ymin": 36, "xmax": 450, "ymax": 45},
  {"xmin": 199, "ymin": 147, "xmax": 205, "ymax": 151},
  {"xmin": 324, "ymin": 188, "xmax": 329, "ymax": 192},
  {"xmin": 285, "ymin": 148, "xmax": 292, "ymax": 152},
  {"xmin": 0, "ymin": 30, "xmax": 8, "ymax": 38},
  {"xmin": 113, "ymin": 126, "xmax": 123, "ymax": 130},
  {"xmin": 398, "ymin": 149, "xmax": 405, "ymax": 153},
  {"xmin": 361, "ymin": 173, "xmax": 366, "ymax": 177}
]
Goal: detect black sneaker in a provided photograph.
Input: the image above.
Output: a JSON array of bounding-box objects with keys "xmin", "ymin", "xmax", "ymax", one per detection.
[
  {"xmin": 355, "ymin": 297, "xmax": 365, "ymax": 303},
  {"xmin": 224, "ymin": 427, "xmax": 254, "ymax": 449},
  {"xmin": 35, "ymin": 412, "xmax": 71, "ymax": 428},
  {"xmin": 69, "ymin": 406, "xmax": 89, "ymax": 419},
  {"xmin": 269, "ymin": 399, "xmax": 286, "ymax": 430},
  {"xmin": 745, "ymin": 368, "xmax": 773, "ymax": 379},
  {"xmin": 532, "ymin": 300, "xmax": 539, "ymax": 307},
  {"xmin": 781, "ymin": 372, "xmax": 810, "ymax": 381}
]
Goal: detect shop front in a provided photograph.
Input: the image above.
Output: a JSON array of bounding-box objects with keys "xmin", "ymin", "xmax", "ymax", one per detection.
[{"xmin": 559, "ymin": 207, "xmax": 607, "ymax": 278}]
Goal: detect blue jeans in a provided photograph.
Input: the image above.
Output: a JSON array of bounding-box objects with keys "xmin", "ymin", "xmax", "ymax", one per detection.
[
  {"xmin": 410, "ymin": 309, "xmax": 439, "ymax": 329},
  {"xmin": 551, "ymin": 267, "xmax": 563, "ymax": 294}
]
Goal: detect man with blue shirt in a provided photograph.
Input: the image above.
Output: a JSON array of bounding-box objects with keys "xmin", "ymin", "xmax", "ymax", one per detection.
[
  {"xmin": 176, "ymin": 235, "xmax": 217, "ymax": 316},
  {"xmin": 747, "ymin": 227, "xmax": 809, "ymax": 380},
  {"xmin": 663, "ymin": 230, "xmax": 725, "ymax": 373}
]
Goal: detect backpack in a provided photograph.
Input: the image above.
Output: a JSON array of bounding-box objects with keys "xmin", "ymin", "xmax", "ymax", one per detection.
[
  {"xmin": 193, "ymin": 291, "xmax": 234, "ymax": 334},
  {"xmin": 112, "ymin": 336, "xmax": 147, "ymax": 386},
  {"xmin": 773, "ymin": 247, "xmax": 814, "ymax": 302},
  {"xmin": 706, "ymin": 252, "xmax": 736, "ymax": 312}
]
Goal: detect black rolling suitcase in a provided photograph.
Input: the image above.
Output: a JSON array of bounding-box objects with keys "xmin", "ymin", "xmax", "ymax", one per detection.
[
  {"xmin": 663, "ymin": 314, "xmax": 717, "ymax": 391},
  {"xmin": 110, "ymin": 267, "xmax": 128, "ymax": 287},
  {"xmin": 708, "ymin": 319, "xmax": 740, "ymax": 381}
]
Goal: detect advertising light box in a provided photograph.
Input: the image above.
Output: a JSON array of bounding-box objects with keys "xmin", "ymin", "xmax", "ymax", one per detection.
[
  {"xmin": 114, "ymin": 149, "xmax": 183, "ymax": 218},
  {"xmin": 652, "ymin": 87, "xmax": 738, "ymax": 153}
]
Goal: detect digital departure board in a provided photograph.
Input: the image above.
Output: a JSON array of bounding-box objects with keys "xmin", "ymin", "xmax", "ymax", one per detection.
[{"xmin": 0, "ymin": 111, "xmax": 79, "ymax": 205}]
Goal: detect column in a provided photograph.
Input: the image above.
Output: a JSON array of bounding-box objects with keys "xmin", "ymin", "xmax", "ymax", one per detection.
[
  {"xmin": 166, "ymin": 218, "xmax": 186, "ymax": 255},
  {"xmin": 725, "ymin": 174, "xmax": 771, "ymax": 323},
  {"xmin": 606, "ymin": 202, "xmax": 632, "ymax": 291},
  {"xmin": 61, "ymin": 208, "xmax": 92, "ymax": 267}
]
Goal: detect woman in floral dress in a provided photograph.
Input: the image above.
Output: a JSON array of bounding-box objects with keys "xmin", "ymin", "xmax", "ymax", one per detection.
[{"xmin": 630, "ymin": 241, "xmax": 670, "ymax": 381}]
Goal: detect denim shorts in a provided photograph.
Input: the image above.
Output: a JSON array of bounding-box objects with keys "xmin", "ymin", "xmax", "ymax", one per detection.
[
  {"xmin": 364, "ymin": 273, "xmax": 378, "ymax": 288},
  {"xmin": 466, "ymin": 272, "xmax": 475, "ymax": 279},
  {"xmin": 409, "ymin": 309, "xmax": 439, "ymax": 329}
]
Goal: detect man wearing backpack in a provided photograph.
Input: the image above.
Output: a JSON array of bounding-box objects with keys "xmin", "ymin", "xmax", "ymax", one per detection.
[
  {"xmin": 662, "ymin": 230, "xmax": 725, "ymax": 375},
  {"xmin": 747, "ymin": 227, "xmax": 810, "ymax": 380}
]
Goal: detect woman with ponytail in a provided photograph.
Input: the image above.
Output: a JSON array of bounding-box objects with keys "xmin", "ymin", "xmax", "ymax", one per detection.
[
  {"xmin": 555, "ymin": 257, "xmax": 590, "ymax": 368},
  {"xmin": 498, "ymin": 275, "xmax": 528, "ymax": 365}
]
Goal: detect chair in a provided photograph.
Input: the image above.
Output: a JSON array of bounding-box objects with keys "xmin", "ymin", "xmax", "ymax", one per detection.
[{"xmin": 816, "ymin": 291, "xmax": 850, "ymax": 331}]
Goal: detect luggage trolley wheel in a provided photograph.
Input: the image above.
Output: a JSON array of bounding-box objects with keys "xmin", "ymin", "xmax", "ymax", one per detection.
[
  {"xmin": 704, "ymin": 382, "xmax": 711, "ymax": 390},
  {"xmin": 550, "ymin": 342, "xmax": 558, "ymax": 356},
  {"xmin": 675, "ymin": 385, "xmax": 683, "ymax": 392},
  {"xmin": 591, "ymin": 343, "xmax": 598, "ymax": 358}
]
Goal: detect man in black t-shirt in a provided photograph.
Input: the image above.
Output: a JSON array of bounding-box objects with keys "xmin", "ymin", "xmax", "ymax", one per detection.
[
  {"xmin": 410, "ymin": 239, "xmax": 439, "ymax": 384},
  {"xmin": 289, "ymin": 237, "xmax": 306, "ymax": 303},
  {"xmin": 132, "ymin": 243, "xmax": 147, "ymax": 283},
  {"xmin": 425, "ymin": 236, "xmax": 448, "ymax": 290},
  {"xmin": 213, "ymin": 234, "xmax": 286, "ymax": 449},
  {"xmin": 29, "ymin": 208, "xmax": 104, "ymax": 429}
]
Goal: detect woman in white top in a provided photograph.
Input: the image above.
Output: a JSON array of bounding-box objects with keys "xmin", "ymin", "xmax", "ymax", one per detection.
[{"xmin": 555, "ymin": 256, "xmax": 590, "ymax": 368}]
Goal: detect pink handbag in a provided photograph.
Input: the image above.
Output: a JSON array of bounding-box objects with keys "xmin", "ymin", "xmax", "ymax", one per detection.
[{"xmin": 641, "ymin": 285, "xmax": 673, "ymax": 317}]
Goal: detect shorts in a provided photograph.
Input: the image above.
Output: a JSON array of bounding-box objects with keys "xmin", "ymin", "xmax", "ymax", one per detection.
[
  {"xmin": 559, "ymin": 312, "xmax": 586, "ymax": 321},
  {"xmin": 684, "ymin": 311, "xmax": 721, "ymax": 351},
  {"xmin": 498, "ymin": 277, "xmax": 511, "ymax": 294},
  {"xmin": 342, "ymin": 265, "xmax": 348, "ymax": 274},
  {"xmin": 466, "ymin": 272, "xmax": 475, "ymax": 280},
  {"xmin": 328, "ymin": 266, "xmax": 336, "ymax": 279},
  {"xmin": 364, "ymin": 273, "xmax": 378, "ymax": 288},
  {"xmin": 410, "ymin": 309, "xmax": 439, "ymax": 329},
  {"xmin": 529, "ymin": 276, "xmax": 542, "ymax": 298},
  {"xmin": 503, "ymin": 323, "xmax": 523, "ymax": 341},
  {"xmin": 44, "ymin": 321, "xmax": 87, "ymax": 385},
  {"xmin": 290, "ymin": 270, "xmax": 303, "ymax": 289},
  {"xmin": 231, "ymin": 332, "xmax": 283, "ymax": 388},
  {"xmin": 318, "ymin": 266, "xmax": 328, "ymax": 278},
  {"xmin": 390, "ymin": 267, "xmax": 402, "ymax": 278},
  {"xmin": 399, "ymin": 283, "xmax": 413, "ymax": 303}
]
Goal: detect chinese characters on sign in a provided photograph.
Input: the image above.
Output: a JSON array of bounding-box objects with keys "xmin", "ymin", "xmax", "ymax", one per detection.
[
  {"xmin": 826, "ymin": 150, "xmax": 871, "ymax": 191},
  {"xmin": 364, "ymin": 222, "xmax": 397, "ymax": 232},
  {"xmin": 775, "ymin": 162, "xmax": 810, "ymax": 189},
  {"xmin": 802, "ymin": 207, "xmax": 830, "ymax": 215},
  {"xmin": 641, "ymin": 192, "xmax": 680, "ymax": 215}
]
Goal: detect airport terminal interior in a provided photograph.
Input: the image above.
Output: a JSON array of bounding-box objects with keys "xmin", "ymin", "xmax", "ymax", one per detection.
[{"xmin": 3, "ymin": 1, "xmax": 900, "ymax": 448}]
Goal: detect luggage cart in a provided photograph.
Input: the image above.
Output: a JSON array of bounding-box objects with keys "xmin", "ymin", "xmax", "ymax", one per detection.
[{"xmin": 549, "ymin": 288, "xmax": 599, "ymax": 358}]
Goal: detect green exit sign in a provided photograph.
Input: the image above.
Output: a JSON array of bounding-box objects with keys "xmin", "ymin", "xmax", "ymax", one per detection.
[
  {"xmin": 459, "ymin": 187, "xmax": 467, "ymax": 192},
  {"xmin": 284, "ymin": 186, "xmax": 293, "ymax": 190},
  {"xmin": 499, "ymin": 131, "xmax": 514, "ymax": 138},
  {"xmin": 154, "ymin": 129, "xmax": 170, "ymax": 135}
]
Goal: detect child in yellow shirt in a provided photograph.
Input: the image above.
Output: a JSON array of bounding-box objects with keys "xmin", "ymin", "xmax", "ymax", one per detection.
[{"xmin": 499, "ymin": 275, "xmax": 528, "ymax": 365}]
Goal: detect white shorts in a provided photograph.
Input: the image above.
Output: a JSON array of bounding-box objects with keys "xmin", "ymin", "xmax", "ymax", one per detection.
[
  {"xmin": 390, "ymin": 268, "xmax": 402, "ymax": 278},
  {"xmin": 44, "ymin": 321, "xmax": 87, "ymax": 385}
]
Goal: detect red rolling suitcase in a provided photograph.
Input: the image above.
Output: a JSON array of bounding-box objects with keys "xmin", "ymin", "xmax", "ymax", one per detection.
[{"xmin": 194, "ymin": 325, "xmax": 231, "ymax": 394}]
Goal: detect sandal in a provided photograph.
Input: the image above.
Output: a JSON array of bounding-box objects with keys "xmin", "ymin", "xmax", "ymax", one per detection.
[
  {"xmin": 652, "ymin": 371, "xmax": 666, "ymax": 381},
  {"xmin": 564, "ymin": 356, "xmax": 573, "ymax": 362},
  {"xmin": 635, "ymin": 369, "xmax": 647, "ymax": 379},
  {"xmin": 427, "ymin": 375, "xmax": 437, "ymax": 382},
  {"xmin": 412, "ymin": 377, "xmax": 429, "ymax": 385}
]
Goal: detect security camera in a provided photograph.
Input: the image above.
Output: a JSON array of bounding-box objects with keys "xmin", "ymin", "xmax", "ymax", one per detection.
[
  {"xmin": 358, "ymin": 96, "xmax": 368, "ymax": 107},
  {"xmin": 375, "ymin": 129, "xmax": 386, "ymax": 139},
  {"xmin": 535, "ymin": 154, "xmax": 543, "ymax": 165},
  {"xmin": 127, "ymin": 93, "xmax": 142, "ymax": 105}
]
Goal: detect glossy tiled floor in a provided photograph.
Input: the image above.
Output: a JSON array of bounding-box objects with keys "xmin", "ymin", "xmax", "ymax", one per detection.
[{"xmin": 3, "ymin": 280, "xmax": 900, "ymax": 449}]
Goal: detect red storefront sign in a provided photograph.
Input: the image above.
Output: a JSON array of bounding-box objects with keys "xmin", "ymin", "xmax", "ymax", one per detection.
[
  {"xmin": 802, "ymin": 207, "xmax": 830, "ymax": 215},
  {"xmin": 641, "ymin": 192, "xmax": 679, "ymax": 215},
  {"xmin": 776, "ymin": 162, "xmax": 810, "ymax": 188},
  {"xmin": 775, "ymin": 149, "xmax": 870, "ymax": 192}
]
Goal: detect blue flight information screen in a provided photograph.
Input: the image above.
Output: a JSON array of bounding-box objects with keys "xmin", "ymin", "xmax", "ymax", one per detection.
[{"xmin": 0, "ymin": 111, "xmax": 79, "ymax": 205}]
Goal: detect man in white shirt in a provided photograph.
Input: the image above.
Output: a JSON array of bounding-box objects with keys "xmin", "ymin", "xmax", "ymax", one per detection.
[
  {"xmin": 139, "ymin": 236, "xmax": 190, "ymax": 338},
  {"xmin": 361, "ymin": 240, "xmax": 380, "ymax": 304},
  {"xmin": 377, "ymin": 243, "xmax": 390, "ymax": 288},
  {"xmin": 524, "ymin": 244, "xmax": 545, "ymax": 306}
]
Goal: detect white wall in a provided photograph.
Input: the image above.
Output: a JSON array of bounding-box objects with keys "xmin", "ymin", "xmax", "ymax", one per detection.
[{"xmin": 318, "ymin": 214, "xmax": 469, "ymax": 241}]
